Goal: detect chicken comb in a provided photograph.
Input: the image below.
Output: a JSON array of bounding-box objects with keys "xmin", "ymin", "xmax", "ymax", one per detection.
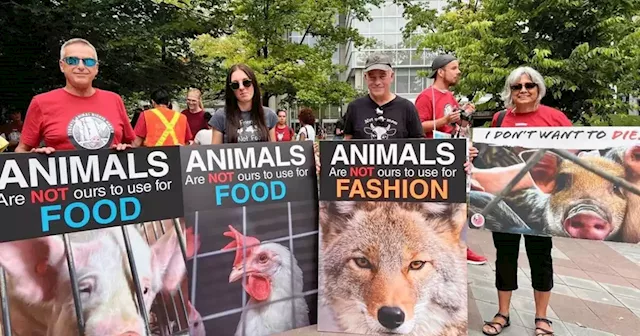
[{"xmin": 221, "ymin": 225, "xmax": 261, "ymax": 267}]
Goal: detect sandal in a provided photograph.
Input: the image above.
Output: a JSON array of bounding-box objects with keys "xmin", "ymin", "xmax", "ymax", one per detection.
[
  {"xmin": 534, "ymin": 317, "xmax": 554, "ymax": 335},
  {"xmin": 482, "ymin": 313, "xmax": 510, "ymax": 335}
]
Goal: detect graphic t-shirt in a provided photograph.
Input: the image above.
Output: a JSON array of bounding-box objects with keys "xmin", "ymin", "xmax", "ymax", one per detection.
[
  {"xmin": 275, "ymin": 124, "xmax": 294, "ymax": 142},
  {"xmin": 415, "ymin": 86, "xmax": 460, "ymax": 138},
  {"xmin": 21, "ymin": 88, "xmax": 135, "ymax": 151},
  {"xmin": 491, "ymin": 105, "xmax": 572, "ymax": 127},
  {"xmin": 209, "ymin": 107, "xmax": 278, "ymax": 143},
  {"xmin": 343, "ymin": 95, "xmax": 424, "ymax": 140}
]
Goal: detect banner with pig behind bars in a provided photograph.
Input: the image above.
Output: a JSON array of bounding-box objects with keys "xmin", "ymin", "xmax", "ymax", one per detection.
[
  {"xmin": 0, "ymin": 146, "xmax": 197, "ymax": 336},
  {"xmin": 317, "ymin": 138, "xmax": 469, "ymax": 336},
  {"xmin": 179, "ymin": 141, "xmax": 319, "ymax": 336},
  {"xmin": 469, "ymin": 126, "xmax": 640, "ymax": 243}
]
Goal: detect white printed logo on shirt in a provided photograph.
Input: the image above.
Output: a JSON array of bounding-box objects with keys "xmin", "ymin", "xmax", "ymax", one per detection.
[{"xmin": 67, "ymin": 112, "xmax": 115, "ymax": 150}]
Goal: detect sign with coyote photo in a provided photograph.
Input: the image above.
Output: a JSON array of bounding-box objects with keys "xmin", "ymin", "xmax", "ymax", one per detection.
[
  {"xmin": 179, "ymin": 141, "xmax": 319, "ymax": 336},
  {"xmin": 318, "ymin": 139, "xmax": 469, "ymax": 336},
  {"xmin": 469, "ymin": 126, "xmax": 640, "ymax": 243}
]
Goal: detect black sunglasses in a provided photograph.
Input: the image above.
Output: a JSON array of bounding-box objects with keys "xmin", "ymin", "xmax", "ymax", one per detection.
[
  {"xmin": 63, "ymin": 56, "xmax": 98, "ymax": 67},
  {"xmin": 230, "ymin": 79, "xmax": 252, "ymax": 90},
  {"xmin": 510, "ymin": 82, "xmax": 537, "ymax": 91}
]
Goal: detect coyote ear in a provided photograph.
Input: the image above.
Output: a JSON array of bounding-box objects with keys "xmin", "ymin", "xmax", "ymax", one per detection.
[{"xmin": 319, "ymin": 201, "xmax": 356, "ymax": 247}]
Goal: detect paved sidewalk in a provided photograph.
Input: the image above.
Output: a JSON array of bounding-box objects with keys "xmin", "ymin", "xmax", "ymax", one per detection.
[{"xmin": 467, "ymin": 229, "xmax": 640, "ymax": 336}]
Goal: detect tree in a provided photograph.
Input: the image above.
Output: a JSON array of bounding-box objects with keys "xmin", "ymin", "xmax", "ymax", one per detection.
[
  {"xmin": 190, "ymin": 0, "xmax": 383, "ymax": 110},
  {"xmin": 0, "ymin": 0, "xmax": 232, "ymax": 114},
  {"xmin": 399, "ymin": 0, "xmax": 640, "ymax": 121}
]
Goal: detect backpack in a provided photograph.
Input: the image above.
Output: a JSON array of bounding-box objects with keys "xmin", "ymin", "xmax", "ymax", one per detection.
[{"xmin": 495, "ymin": 109, "xmax": 507, "ymax": 127}]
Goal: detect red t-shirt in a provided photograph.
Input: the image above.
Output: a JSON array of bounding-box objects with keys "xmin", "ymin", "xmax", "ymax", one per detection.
[
  {"xmin": 134, "ymin": 107, "xmax": 193, "ymax": 144},
  {"xmin": 415, "ymin": 86, "xmax": 459, "ymax": 138},
  {"xmin": 21, "ymin": 88, "xmax": 135, "ymax": 151},
  {"xmin": 181, "ymin": 109, "xmax": 208, "ymax": 140},
  {"xmin": 275, "ymin": 125, "xmax": 294, "ymax": 142},
  {"xmin": 491, "ymin": 104, "xmax": 572, "ymax": 127}
]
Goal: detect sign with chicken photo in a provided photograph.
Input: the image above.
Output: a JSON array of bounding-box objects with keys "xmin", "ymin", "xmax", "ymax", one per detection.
[
  {"xmin": 179, "ymin": 141, "xmax": 319, "ymax": 335},
  {"xmin": 317, "ymin": 139, "xmax": 469, "ymax": 336},
  {"xmin": 470, "ymin": 126, "xmax": 640, "ymax": 243}
]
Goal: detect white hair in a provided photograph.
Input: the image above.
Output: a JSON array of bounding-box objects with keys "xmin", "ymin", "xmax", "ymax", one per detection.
[
  {"xmin": 60, "ymin": 38, "xmax": 98, "ymax": 61},
  {"xmin": 500, "ymin": 66, "xmax": 546, "ymax": 108}
]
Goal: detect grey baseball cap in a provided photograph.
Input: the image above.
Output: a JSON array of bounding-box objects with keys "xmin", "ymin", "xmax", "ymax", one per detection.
[
  {"xmin": 429, "ymin": 54, "xmax": 458, "ymax": 78},
  {"xmin": 364, "ymin": 52, "xmax": 393, "ymax": 72}
]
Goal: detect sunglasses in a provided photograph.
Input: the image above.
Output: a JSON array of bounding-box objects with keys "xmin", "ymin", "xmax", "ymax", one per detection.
[
  {"xmin": 510, "ymin": 82, "xmax": 537, "ymax": 91},
  {"xmin": 230, "ymin": 79, "xmax": 252, "ymax": 90},
  {"xmin": 63, "ymin": 56, "xmax": 98, "ymax": 67}
]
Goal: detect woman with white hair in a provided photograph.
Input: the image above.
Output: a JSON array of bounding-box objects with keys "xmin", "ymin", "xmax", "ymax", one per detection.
[{"xmin": 481, "ymin": 66, "xmax": 571, "ymax": 336}]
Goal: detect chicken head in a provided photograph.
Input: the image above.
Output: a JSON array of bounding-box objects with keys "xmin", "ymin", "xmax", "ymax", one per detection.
[{"xmin": 222, "ymin": 225, "xmax": 280, "ymax": 302}]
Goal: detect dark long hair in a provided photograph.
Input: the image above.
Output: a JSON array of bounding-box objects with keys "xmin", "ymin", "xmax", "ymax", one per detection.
[{"xmin": 224, "ymin": 64, "xmax": 269, "ymax": 143}]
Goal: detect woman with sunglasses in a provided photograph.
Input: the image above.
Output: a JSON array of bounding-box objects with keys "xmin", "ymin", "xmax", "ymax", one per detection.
[
  {"xmin": 210, "ymin": 64, "xmax": 277, "ymax": 144},
  {"xmin": 480, "ymin": 66, "xmax": 571, "ymax": 336}
]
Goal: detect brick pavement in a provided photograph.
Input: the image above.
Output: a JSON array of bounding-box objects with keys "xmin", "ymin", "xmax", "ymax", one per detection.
[{"xmin": 467, "ymin": 228, "xmax": 640, "ymax": 336}]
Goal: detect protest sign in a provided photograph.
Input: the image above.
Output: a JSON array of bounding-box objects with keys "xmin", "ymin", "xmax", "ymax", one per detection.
[
  {"xmin": 0, "ymin": 147, "xmax": 183, "ymax": 243},
  {"xmin": 179, "ymin": 141, "xmax": 319, "ymax": 336},
  {"xmin": 470, "ymin": 126, "xmax": 640, "ymax": 243},
  {"xmin": 317, "ymin": 139, "xmax": 469, "ymax": 336}
]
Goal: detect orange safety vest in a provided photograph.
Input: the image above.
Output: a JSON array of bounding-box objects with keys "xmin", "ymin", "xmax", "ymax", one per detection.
[{"xmin": 143, "ymin": 107, "xmax": 188, "ymax": 146}]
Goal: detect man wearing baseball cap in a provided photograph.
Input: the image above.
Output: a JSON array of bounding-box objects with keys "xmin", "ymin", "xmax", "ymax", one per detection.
[
  {"xmin": 415, "ymin": 54, "xmax": 487, "ymax": 265},
  {"xmin": 342, "ymin": 52, "xmax": 424, "ymax": 140}
]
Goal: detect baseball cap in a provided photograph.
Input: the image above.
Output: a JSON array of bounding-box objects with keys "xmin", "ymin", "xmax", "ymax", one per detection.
[
  {"xmin": 364, "ymin": 52, "xmax": 393, "ymax": 73},
  {"xmin": 429, "ymin": 54, "xmax": 458, "ymax": 78}
]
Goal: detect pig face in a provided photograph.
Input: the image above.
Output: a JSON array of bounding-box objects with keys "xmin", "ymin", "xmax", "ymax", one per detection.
[
  {"xmin": 520, "ymin": 150, "xmax": 627, "ymax": 240},
  {"xmin": 0, "ymin": 225, "xmax": 188, "ymax": 336}
]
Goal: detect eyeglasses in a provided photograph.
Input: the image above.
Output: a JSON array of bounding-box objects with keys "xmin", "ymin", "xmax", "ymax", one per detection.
[
  {"xmin": 230, "ymin": 79, "xmax": 252, "ymax": 90},
  {"xmin": 63, "ymin": 56, "xmax": 98, "ymax": 67},
  {"xmin": 510, "ymin": 82, "xmax": 537, "ymax": 91}
]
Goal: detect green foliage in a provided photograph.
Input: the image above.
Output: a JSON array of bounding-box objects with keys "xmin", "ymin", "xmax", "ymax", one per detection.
[
  {"xmin": 191, "ymin": 0, "xmax": 384, "ymax": 109},
  {"xmin": 576, "ymin": 113, "xmax": 640, "ymax": 126},
  {"xmin": 399, "ymin": 0, "xmax": 640, "ymax": 121},
  {"xmin": 0, "ymin": 0, "xmax": 231, "ymax": 111}
]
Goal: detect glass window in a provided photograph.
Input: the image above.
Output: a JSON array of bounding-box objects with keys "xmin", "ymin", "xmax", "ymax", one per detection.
[
  {"xmin": 355, "ymin": 52, "xmax": 368, "ymax": 66},
  {"xmin": 396, "ymin": 68, "xmax": 410, "ymax": 94},
  {"xmin": 410, "ymin": 69, "xmax": 424, "ymax": 93},
  {"xmin": 382, "ymin": 34, "xmax": 397, "ymax": 49},
  {"xmin": 354, "ymin": 19, "xmax": 369, "ymax": 34},
  {"xmin": 410, "ymin": 50, "xmax": 424, "ymax": 65},
  {"xmin": 396, "ymin": 50, "xmax": 411, "ymax": 66},
  {"xmin": 383, "ymin": 18, "xmax": 397, "ymax": 33},
  {"xmin": 384, "ymin": 3, "xmax": 398, "ymax": 16},
  {"xmin": 371, "ymin": 18, "xmax": 384, "ymax": 33},
  {"xmin": 370, "ymin": 5, "xmax": 384, "ymax": 17}
]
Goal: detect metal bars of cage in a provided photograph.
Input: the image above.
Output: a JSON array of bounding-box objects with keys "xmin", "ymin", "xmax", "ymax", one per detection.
[
  {"xmin": 1, "ymin": 268, "xmax": 11, "ymax": 335},
  {"xmin": 476, "ymin": 148, "xmax": 640, "ymax": 220}
]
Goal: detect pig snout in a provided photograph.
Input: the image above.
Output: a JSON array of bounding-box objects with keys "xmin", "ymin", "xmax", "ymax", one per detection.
[{"xmin": 563, "ymin": 211, "xmax": 612, "ymax": 240}]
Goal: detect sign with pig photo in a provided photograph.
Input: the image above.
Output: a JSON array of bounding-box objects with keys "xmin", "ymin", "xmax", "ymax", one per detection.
[
  {"xmin": 469, "ymin": 126, "xmax": 640, "ymax": 243},
  {"xmin": 317, "ymin": 139, "xmax": 469, "ymax": 336},
  {"xmin": 179, "ymin": 141, "xmax": 319, "ymax": 336},
  {"xmin": 0, "ymin": 146, "xmax": 183, "ymax": 242}
]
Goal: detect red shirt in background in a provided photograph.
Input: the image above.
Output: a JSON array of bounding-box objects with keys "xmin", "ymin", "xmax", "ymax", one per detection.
[
  {"xmin": 415, "ymin": 86, "xmax": 459, "ymax": 138},
  {"xmin": 275, "ymin": 125, "xmax": 294, "ymax": 142},
  {"xmin": 492, "ymin": 104, "xmax": 572, "ymax": 127},
  {"xmin": 21, "ymin": 88, "xmax": 135, "ymax": 151},
  {"xmin": 181, "ymin": 109, "xmax": 207, "ymax": 140}
]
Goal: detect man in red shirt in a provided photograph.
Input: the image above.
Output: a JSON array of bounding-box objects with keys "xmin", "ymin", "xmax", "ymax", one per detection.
[
  {"xmin": 416, "ymin": 54, "xmax": 487, "ymax": 265},
  {"xmin": 16, "ymin": 38, "xmax": 134, "ymax": 154},
  {"xmin": 181, "ymin": 88, "xmax": 208, "ymax": 141},
  {"xmin": 274, "ymin": 109, "xmax": 294, "ymax": 142}
]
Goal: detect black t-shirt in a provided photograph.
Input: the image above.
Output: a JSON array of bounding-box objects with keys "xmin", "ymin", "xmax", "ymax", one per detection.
[{"xmin": 343, "ymin": 95, "xmax": 424, "ymax": 139}]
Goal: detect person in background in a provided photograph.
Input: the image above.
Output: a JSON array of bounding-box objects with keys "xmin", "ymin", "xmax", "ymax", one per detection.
[
  {"xmin": 181, "ymin": 88, "xmax": 207, "ymax": 140},
  {"xmin": 210, "ymin": 64, "xmax": 278, "ymax": 144},
  {"xmin": 0, "ymin": 110, "xmax": 23, "ymax": 152},
  {"xmin": 480, "ymin": 66, "xmax": 572, "ymax": 336},
  {"xmin": 132, "ymin": 88, "xmax": 193, "ymax": 147},
  {"xmin": 194, "ymin": 112, "xmax": 213, "ymax": 145},
  {"xmin": 296, "ymin": 108, "xmax": 316, "ymax": 141},
  {"xmin": 334, "ymin": 113, "xmax": 346, "ymax": 140},
  {"xmin": 275, "ymin": 109, "xmax": 295, "ymax": 142},
  {"xmin": 415, "ymin": 54, "xmax": 487, "ymax": 266},
  {"xmin": 16, "ymin": 38, "xmax": 133, "ymax": 154}
]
